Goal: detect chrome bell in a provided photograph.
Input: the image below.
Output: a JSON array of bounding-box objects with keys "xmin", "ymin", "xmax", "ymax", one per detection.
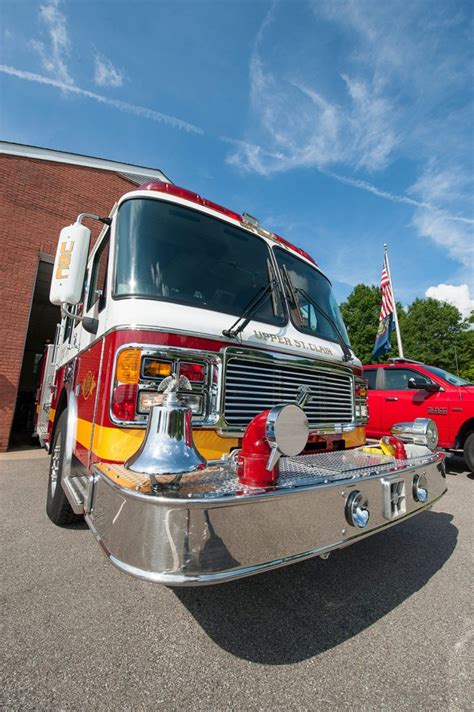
[{"xmin": 125, "ymin": 374, "xmax": 206, "ymax": 478}]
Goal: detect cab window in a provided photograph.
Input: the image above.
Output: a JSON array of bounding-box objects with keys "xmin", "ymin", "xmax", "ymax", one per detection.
[
  {"xmin": 364, "ymin": 369, "xmax": 378, "ymax": 390},
  {"xmin": 87, "ymin": 233, "xmax": 110, "ymax": 312},
  {"xmin": 383, "ymin": 368, "xmax": 432, "ymax": 390}
]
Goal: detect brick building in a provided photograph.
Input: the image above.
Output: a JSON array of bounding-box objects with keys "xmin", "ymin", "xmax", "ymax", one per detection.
[{"xmin": 0, "ymin": 142, "xmax": 168, "ymax": 451}]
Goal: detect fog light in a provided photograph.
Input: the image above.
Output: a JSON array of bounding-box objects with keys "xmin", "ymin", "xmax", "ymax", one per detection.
[
  {"xmin": 345, "ymin": 490, "xmax": 370, "ymax": 528},
  {"xmin": 413, "ymin": 474, "xmax": 428, "ymax": 503}
]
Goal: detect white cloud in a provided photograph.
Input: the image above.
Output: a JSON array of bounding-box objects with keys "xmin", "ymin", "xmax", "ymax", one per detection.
[
  {"xmin": 0, "ymin": 65, "xmax": 203, "ymax": 134},
  {"xmin": 30, "ymin": 0, "xmax": 73, "ymax": 85},
  {"xmin": 227, "ymin": 5, "xmax": 400, "ymax": 176},
  {"xmin": 425, "ymin": 284, "xmax": 474, "ymax": 319},
  {"xmin": 12, "ymin": 1, "xmax": 200, "ymax": 135},
  {"xmin": 94, "ymin": 55, "xmax": 123, "ymax": 88},
  {"xmin": 321, "ymin": 170, "xmax": 473, "ymax": 226},
  {"xmin": 410, "ymin": 164, "xmax": 474, "ymax": 269},
  {"xmin": 227, "ymin": 52, "xmax": 397, "ymax": 175},
  {"xmin": 413, "ymin": 209, "xmax": 473, "ymax": 270},
  {"xmin": 340, "ymin": 74, "xmax": 399, "ymax": 171},
  {"xmin": 227, "ymin": 2, "xmax": 473, "ymax": 279}
]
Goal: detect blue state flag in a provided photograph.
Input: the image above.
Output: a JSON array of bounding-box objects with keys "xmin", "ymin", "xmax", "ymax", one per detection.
[{"xmin": 371, "ymin": 312, "xmax": 395, "ymax": 359}]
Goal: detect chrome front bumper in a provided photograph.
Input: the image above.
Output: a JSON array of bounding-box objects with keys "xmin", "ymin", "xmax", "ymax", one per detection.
[{"xmin": 85, "ymin": 449, "xmax": 447, "ymax": 586}]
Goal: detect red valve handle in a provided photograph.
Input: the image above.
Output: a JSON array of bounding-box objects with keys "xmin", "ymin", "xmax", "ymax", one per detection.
[{"xmin": 237, "ymin": 410, "xmax": 279, "ymax": 487}]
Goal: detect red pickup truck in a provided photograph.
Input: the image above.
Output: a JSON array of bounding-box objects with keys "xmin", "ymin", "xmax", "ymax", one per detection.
[{"xmin": 363, "ymin": 359, "xmax": 474, "ymax": 471}]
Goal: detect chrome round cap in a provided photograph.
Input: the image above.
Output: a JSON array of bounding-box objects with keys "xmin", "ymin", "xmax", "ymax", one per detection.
[
  {"xmin": 391, "ymin": 417, "xmax": 438, "ymax": 451},
  {"xmin": 345, "ymin": 490, "xmax": 370, "ymax": 528},
  {"xmin": 425, "ymin": 420, "xmax": 438, "ymax": 451},
  {"xmin": 265, "ymin": 403, "xmax": 309, "ymax": 457},
  {"xmin": 413, "ymin": 474, "xmax": 428, "ymax": 503}
]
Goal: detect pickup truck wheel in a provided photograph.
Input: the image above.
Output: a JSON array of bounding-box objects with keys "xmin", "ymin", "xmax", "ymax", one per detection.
[
  {"xmin": 464, "ymin": 432, "xmax": 474, "ymax": 473},
  {"xmin": 46, "ymin": 410, "xmax": 81, "ymax": 526}
]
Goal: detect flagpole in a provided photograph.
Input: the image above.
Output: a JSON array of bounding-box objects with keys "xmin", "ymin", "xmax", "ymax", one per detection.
[{"xmin": 384, "ymin": 243, "xmax": 404, "ymax": 358}]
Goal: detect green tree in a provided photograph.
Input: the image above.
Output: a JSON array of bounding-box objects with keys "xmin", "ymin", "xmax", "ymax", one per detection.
[
  {"xmin": 340, "ymin": 287, "xmax": 472, "ymax": 376},
  {"xmin": 453, "ymin": 311, "xmax": 474, "ymax": 382},
  {"xmin": 402, "ymin": 298, "xmax": 467, "ymax": 373},
  {"xmin": 340, "ymin": 284, "xmax": 404, "ymax": 364}
]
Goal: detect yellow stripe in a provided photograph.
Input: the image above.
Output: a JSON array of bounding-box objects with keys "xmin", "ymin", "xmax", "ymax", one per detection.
[
  {"xmin": 49, "ymin": 407, "xmax": 56, "ymax": 423},
  {"xmin": 73, "ymin": 414, "xmax": 364, "ymax": 463},
  {"xmin": 342, "ymin": 426, "xmax": 366, "ymax": 449},
  {"xmin": 75, "ymin": 417, "xmax": 239, "ymax": 462},
  {"xmin": 194, "ymin": 430, "xmax": 239, "ymax": 460}
]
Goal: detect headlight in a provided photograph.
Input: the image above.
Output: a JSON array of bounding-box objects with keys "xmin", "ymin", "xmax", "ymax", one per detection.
[
  {"xmin": 137, "ymin": 390, "xmax": 203, "ymax": 415},
  {"xmin": 391, "ymin": 418, "xmax": 438, "ymax": 451}
]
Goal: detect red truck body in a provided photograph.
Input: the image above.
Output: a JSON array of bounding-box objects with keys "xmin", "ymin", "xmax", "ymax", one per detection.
[{"xmin": 363, "ymin": 359, "xmax": 474, "ymax": 468}]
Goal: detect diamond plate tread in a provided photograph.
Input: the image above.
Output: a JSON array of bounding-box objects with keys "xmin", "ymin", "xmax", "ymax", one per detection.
[{"xmin": 95, "ymin": 449, "xmax": 435, "ymax": 500}]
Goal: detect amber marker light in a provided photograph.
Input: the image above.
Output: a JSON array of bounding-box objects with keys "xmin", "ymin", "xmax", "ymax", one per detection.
[
  {"xmin": 116, "ymin": 348, "xmax": 141, "ymax": 384},
  {"xmin": 142, "ymin": 359, "xmax": 172, "ymax": 378}
]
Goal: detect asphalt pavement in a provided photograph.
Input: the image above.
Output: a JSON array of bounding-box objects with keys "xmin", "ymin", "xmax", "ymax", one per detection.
[{"xmin": 1, "ymin": 450, "xmax": 472, "ymax": 711}]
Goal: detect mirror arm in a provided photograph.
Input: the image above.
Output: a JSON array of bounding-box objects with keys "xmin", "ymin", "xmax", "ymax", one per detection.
[
  {"xmin": 76, "ymin": 213, "xmax": 111, "ymax": 226},
  {"xmin": 61, "ymin": 304, "xmax": 99, "ymax": 335}
]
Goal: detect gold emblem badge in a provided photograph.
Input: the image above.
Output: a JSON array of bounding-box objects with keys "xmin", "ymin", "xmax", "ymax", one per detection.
[{"xmin": 82, "ymin": 370, "xmax": 97, "ymax": 400}]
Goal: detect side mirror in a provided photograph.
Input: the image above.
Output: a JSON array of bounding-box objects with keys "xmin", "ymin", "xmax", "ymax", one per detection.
[
  {"xmin": 50, "ymin": 223, "xmax": 91, "ymax": 306},
  {"xmin": 408, "ymin": 377, "xmax": 441, "ymax": 392},
  {"xmin": 82, "ymin": 317, "xmax": 99, "ymax": 335}
]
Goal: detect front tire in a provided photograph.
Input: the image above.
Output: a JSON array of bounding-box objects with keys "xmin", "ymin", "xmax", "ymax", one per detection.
[
  {"xmin": 464, "ymin": 432, "xmax": 474, "ymax": 473},
  {"xmin": 46, "ymin": 410, "xmax": 81, "ymax": 525}
]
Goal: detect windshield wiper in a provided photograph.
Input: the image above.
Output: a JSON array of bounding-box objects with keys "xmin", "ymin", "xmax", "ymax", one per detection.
[
  {"xmin": 296, "ymin": 286, "xmax": 353, "ymax": 362},
  {"xmin": 222, "ymin": 279, "xmax": 280, "ymax": 339},
  {"xmin": 280, "ymin": 265, "xmax": 352, "ymax": 362},
  {"xmin": 280, "ymin": 264, "xmax": 305, "ymax": 327}
]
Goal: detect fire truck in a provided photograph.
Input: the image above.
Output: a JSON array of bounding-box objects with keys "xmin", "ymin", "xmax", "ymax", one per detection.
[{"xmin": 35, "ymin": 180, "xmax": 447, "ymax": 585}]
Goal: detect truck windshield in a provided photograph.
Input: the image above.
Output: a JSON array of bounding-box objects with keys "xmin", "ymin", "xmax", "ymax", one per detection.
[
  {"xmin": 274, "ymin": 247, "xmax": 350, "ymax": 347},
  {"xmin": 424, "ymin": 365, "xmax": 472, "ymax": 386},
  {"xmin": 114, "ymin": 198, "xmax": 285, "ymax": 325}
]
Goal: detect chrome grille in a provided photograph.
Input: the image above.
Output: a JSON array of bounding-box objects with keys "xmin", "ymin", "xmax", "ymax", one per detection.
[{"xmin": 223, "ymin": 356, "xmax": 354, "ymax": 429}]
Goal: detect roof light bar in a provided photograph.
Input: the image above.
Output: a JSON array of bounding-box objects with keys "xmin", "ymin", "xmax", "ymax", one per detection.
[
  {"xmin": 138, "ymin": 181, "xmax": 241, "ymax": 222},
  {"xmin": 274, "ymin": 233, "xmax": 317, "ymax": 265}
]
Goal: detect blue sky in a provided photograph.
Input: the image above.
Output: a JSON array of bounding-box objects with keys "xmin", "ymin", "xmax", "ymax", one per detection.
[{"xmin": 1, "ymin": 0, "xmax": 473, "ymax": 316}]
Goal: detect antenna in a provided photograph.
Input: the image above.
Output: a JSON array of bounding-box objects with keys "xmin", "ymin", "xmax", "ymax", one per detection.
[{"xmin": 454, "ymin": 343, "xmax": 460, "ymax": 377}]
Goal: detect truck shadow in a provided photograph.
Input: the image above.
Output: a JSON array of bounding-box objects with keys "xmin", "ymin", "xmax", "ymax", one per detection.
[
  {"xmin": 174, "ymin": 510, "xmax": 456, "ymax": 664},
  {"xmin": 445, "ymin": 454, "xmax": 470, "ymax": 476}
]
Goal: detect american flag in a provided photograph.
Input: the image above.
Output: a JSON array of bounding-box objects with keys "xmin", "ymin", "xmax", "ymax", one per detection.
[
  {"xmin": 371, "ymin": 253, "xmax": 396, "ymax": 359},
  {"xmin": 379, "ymin": 260, "xmax": 395, "ymax": 321}
]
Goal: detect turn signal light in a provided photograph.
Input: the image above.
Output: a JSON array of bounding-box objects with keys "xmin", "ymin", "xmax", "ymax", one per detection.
[
  {"xmin": 116, "ymin": 349, "xmax": 141, "ymax": 384},
  {"xmin": 143, "ymin": 359, "xmax": 172, "ymax": 378},
  {"xmin": 179, "ymin": 362, "xmax": 205, "ymax": 382},
  {"xmin": 112, "ymin": 384, "xmax": 138, "ymax": 421}
]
